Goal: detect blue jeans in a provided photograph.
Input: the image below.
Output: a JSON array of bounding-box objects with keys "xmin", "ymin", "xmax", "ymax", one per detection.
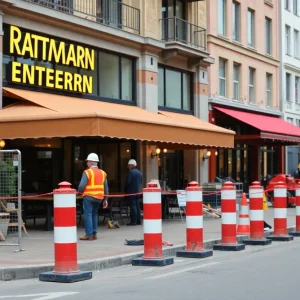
[
  {"xmin": 83, "ymin": 196, "xmax": 101, "ymax": 236},
  {"xmin": 128, "ymin": 196, "xmax": 141, "ymax": 224}
]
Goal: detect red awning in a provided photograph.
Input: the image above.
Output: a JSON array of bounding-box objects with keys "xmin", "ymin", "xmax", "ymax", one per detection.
[{"xmin": 214, "ymin": 107, "xmax": 300, "ymax": 143}]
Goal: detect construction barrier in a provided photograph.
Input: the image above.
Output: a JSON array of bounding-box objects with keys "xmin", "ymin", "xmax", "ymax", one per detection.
[
  {"xmin": 236, "ymin": 193, "xmax": 250, "ymax": 235},
  {"xmin": 39, "ymin": 182, "xmax": 92, "ymax": 283},
  {"xmin": 176, "ymin": 181, "xmax": 213, "ymax": 258},
  {"xmin": 243, "ymin": 182, "xmax": 271, "ymax": 246},
  {"xmin": 291, "ymin": 183, "xmax": 300, "ymax": 237},
  {"xmin": 132, "ymin": 182, "xmax": 173, "ymax": 266},
  {"xmin": 267, "ymin": 182, "xmax": 293, "ymax": 242},
  {"xmin": 214, "ymin": 182, "xmax": 245, "ymax": 251}
]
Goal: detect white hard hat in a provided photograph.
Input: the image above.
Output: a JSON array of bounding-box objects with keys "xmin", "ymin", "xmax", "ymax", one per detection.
[
  {"xmin": 128, "ymin": 159, "xmax": 137, "ymax": 166},
  {"xmin": 86, "ymin": 153, "xmax": 99, "ymax": 162}
]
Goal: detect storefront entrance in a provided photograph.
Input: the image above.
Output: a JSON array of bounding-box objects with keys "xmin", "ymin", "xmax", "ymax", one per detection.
[{"xmin": 8, "ymin": 138, "xmax": 136, "ymax": 194}]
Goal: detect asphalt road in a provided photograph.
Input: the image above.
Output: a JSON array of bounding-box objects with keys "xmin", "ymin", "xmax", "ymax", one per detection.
[{"xmin": 1, "ymin": 238, "xmax": 300, "ymax": 300}]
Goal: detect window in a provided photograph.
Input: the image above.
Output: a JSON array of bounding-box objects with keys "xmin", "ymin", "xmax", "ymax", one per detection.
[
  {"xmin": 286, "ymin": 25, "xmax": 291, "ymax": 54},
  {"xmin": 294, "ymin": 0, "xmax": 299, "ymax": 15},
  {"xmin": 233, "ymin": 63, "xmax": 239, "ymax": 100},
  {"xmin": 287, "ymin": 117, "xmax": 293, "ymax": 124},
  {"xmin": 286, "ymin": 73, "xmax": 291, "ymax": 101},
  {"xmin": 158, "ymin": 66, "xmax": 192, "ymax": 111},
  {"xmin": 294, "ymin": 30, "xmax": 300, "ymax": 58},
  {"xmin": 99, "ymin": 52, "xmax": 134, "ymax": 101},
  {"xmin": 218, "ymin": 0, "xmax": 226, "ymax": 36},
  {"xmin": 232, "ymin": 1, "xmax": 240, "ymax": 42},
  {"xmin": 266, "ymin": 74, "xmax": 272, "ymax": 107},
  {"xmin": 249, "ymin": 68, "xmax": 255, "ymax": 103},
  {"xmin": 219, "ymin": 58, "xmax": 226, "ymax": 97},
  {"xmin": 285, "ymin": 0, "xmax": 290, "ymax": 10},
  {"xmin": 248, "ymin": 10, "xmax": 255, "ymax": 47},
  {"xmin": 296, "ymin": 76, "xmax": 300, "ymax": 103},
  {"xmin": 265, "ymin": 18, "xmax": 272, "ymax": 55}
]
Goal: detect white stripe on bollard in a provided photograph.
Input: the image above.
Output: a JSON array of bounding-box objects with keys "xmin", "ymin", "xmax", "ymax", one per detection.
[
  {"xmin": 143, "ymin": 219, "xmax": 162, "ymax": 234},
  {"xmin": 186, "ymin": 216, "xmax": 203, "ymax": 228}
]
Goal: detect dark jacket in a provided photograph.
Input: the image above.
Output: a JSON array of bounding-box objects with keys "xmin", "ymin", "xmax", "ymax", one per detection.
[{"xmin": 125, "ymin": 167, "xmax": 143, "ymax": 195}]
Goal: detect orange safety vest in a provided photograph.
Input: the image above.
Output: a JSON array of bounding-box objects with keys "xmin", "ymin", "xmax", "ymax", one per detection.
[{"xmin": 83, "ymin": 168, "xmax": 107, "ymax": 200}]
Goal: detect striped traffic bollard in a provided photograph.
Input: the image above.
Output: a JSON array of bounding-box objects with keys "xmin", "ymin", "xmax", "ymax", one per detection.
[
  {"xmin": 132, "ymin": 182, "xmax": 174, "ymax": 267},
  {"xmin": 213, "ymin": 182, "xmax": 245, "ymax": 251},
  {"xmin": 243, "ymin": 181, "xmax": 271, "ymax": 246},
  {"xmin": 267, "ymin": 182, "xmax": 293, "ymax": 242},
  {"xmin": 39, "ymin": 182, "xmax": 92, "ymax": 283},
  {"xmin": 176, "ymin": 181, "xmax": 213, "ymax": 258},
  {"xmin": 291, "ymin": 184, "xmax": 300, "ymax": 236}
]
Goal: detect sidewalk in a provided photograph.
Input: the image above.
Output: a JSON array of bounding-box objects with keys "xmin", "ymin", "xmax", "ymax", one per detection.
[{"xmin": 0, "ymin": 208, "xmax": 297, "ymax": 280}]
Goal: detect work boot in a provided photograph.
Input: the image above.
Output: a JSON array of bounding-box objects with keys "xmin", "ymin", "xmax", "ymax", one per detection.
[
  {"xmin": 79, "ymin": 235, "xmax": 93, "ymax": 241},
  {"xmin": 93, "ymin": 234, "xmax": 97, "ymax": 240}
]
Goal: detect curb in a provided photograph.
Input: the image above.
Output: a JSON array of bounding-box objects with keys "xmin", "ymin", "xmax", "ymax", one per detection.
[{"xmin": 0, "ymin": 226, "xmax": 296, "ymax": 281}]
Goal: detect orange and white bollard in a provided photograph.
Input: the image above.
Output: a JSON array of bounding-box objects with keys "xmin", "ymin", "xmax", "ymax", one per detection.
[
  {"xmin": 214, "ymin": 182, "xmax": 245, "ymax": 251},
  {"xmin": 176, "ymin": 181, "xmax": 213, "ymax": 258},
  {"xmin": 132, "ymin": 182, "xmax": 174, "ymax": 266},
  {"xmin": 291, "ymin": 184, "xmax": 300, "ymax": 237},
  {"xmin": 39, "ymin": 182, "xmax": 92, "ymax": 283},
  {"xmin": 267, "ymin": 182, "xmax": 293, "ymax": 242},
  {"xmin": 243, "ymin": 182, "xmax": 271, "ymax": 246}
]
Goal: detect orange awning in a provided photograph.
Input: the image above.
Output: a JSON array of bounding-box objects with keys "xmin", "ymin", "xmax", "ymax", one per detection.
[{"xmin": 0, "ymin": 87, "xmax": 235, "ymax": 148}]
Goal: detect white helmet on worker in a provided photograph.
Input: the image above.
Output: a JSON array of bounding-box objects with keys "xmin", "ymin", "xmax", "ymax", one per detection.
[
  {"xmin": 86, "ymin": 153, "xmax": 99, "ymax": 162},
  {"xmin": 128, "ymin": 159, "xmax": 137, "ymax": 166}
]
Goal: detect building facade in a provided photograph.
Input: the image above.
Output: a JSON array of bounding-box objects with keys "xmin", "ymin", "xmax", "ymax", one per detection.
[
  {"xmin": 0, "ymin": 0, "xmax": 235, "ymax": 195},
  {"xmin": 280, "ymin": 0, "xmax": 300, "ymax": 176},
  {"xmin": 206, "ymin": 0, "xmax": 300, "ymax": 190}
]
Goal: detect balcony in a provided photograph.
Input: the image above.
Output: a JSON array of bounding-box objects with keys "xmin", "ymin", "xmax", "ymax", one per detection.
[
  {"xmin": 23, "ymin": 0, "xmax": 140, "ymax": 35},
  {"xmin": 160, "ymin": 17, "xmax": 206, "ymax": 51}
]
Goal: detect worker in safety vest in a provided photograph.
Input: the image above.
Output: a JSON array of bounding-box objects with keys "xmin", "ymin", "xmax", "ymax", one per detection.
[{"xmin": 78, "ymin": 153, "xmax": 109, "ymax": 241}]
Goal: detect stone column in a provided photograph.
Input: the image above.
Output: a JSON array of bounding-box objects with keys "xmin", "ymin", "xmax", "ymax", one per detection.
[
  {"xmin": 194, "ymin": 65, "xmax": 209, "ymax": 184},
  {"xmin": 136, "ymin": 53, "xmax": 158, "ymax": 113}
]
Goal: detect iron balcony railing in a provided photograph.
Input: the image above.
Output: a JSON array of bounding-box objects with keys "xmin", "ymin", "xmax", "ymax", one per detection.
[
  {"xmin": 160, "ymin": 17, "xmax": 206, "ymax": 50},
  {"xmin": 24, "ymin": 0, "xmax": 140, "ymax": 35}
]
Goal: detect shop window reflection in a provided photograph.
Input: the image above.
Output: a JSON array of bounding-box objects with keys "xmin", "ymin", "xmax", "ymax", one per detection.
[
  {"xmin": 73, "ymin": 145, "xmax": 85, "ymax": 186},
  {"xmin": 219, "ymin": 149, "xmax": 224, "ymax": 178},
  {"xmin": 120, "ymin": 143, "xmax": 132, "ymax": 191},
  {"xmin": 228, "ymin": 150, "xmax": 232, "ymax": 178},
  {"xmin": 236, "ymin": 149, "xmax": 241, "ymax": 181},
  {"xmin": 99, "ymin": 144, "xmax": 118, "ymax": 192},
  {"xmin": 244, "ymin": 146, "xmax": 248, "ymax": 183}
]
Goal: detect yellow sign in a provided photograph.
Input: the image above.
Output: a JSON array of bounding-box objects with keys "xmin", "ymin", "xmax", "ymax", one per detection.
[{"xmin": 7, "ymin": 25, "xmax": 95, "ymax": 94}]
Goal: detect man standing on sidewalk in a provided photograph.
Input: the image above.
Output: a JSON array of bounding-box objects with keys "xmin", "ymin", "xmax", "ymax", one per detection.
[
  {"xmin": 125, "ymin": 159, "xmax": 143, "ymax": 226},
  {"xmin": 78, "ymin": 153, "xmax": 108, "ymax": 240}
]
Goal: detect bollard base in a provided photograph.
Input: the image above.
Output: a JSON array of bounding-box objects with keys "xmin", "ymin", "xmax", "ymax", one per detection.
[
  {"xmin": 243, "ymin": 238, "xmax": 272, "ymax": 246},
  {"xmin": 176, "ymin": 249, "xmax": 213, "ymax": 259},
  {"xmin": 39, "ymin": 271, "xmax": 92, "ymax": 283},
  {"xmin": 132, "ymin": 257, "xmax": 174, "ymax": 267},
  {"xmin": 267, "ymin": 235, "xmax": 294, "ymax": 242},
  {"xmin": 290, "ymin": 231, "xmax": 300, "ymax": 237},
  {"xmin": 213, "ymin": 243, "xmax": 245, "ymax": 251}
]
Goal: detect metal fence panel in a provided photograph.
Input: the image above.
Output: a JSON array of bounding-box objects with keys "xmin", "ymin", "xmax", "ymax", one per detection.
[{"xmin": 0, "ymin": 150, "xmax": 24, "ymax": 252}]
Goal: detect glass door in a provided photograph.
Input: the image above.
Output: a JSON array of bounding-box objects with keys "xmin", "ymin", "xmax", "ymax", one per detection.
[
  {"xmin": 159, "ymin": 150, "xmax": 184, "ymax": 191},
  {"xmin": 161, "ymin": 0, "xmax": 186, "ymax": 42}
]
